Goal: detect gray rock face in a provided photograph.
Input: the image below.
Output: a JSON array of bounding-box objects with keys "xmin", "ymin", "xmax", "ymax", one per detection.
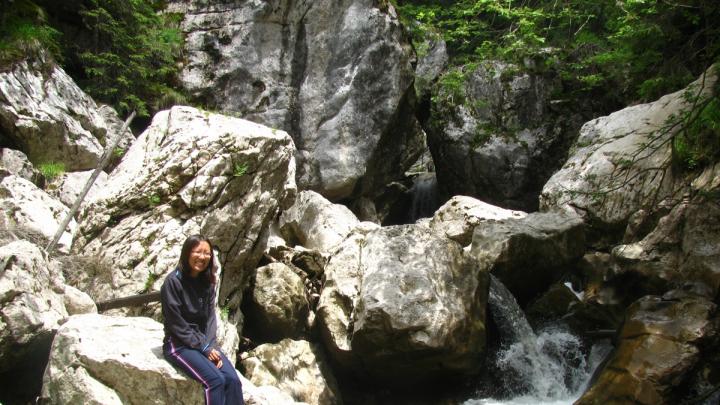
[
  {"xmin": 279, "ymin": 190, "xmax": 361, "ymax": 254},
  {"xmin": 47, "ymin": 169, "xmax": 109, "ymax": 208},
  {"xmin": 241, "ymin": 339, "xmax": 341, "ymax": 405},
  {"xmin": 41, "ymin": 314, "xmax": 304, "ymax": 405},
  {"xmin": 0, "ymin": 53, "xmax": 134, "ymax": 171},
  {"xmin": 469, "ymin": 210, "xmax": 585, "ymax": 306},
  {"xmin": 415, "ymin": 39, "xmax": 448, "ymax": 99},
  {"xmin": 428, "ymin": 61, "xmax": 576, "ymax": 211},
  {"xmin": 73, "ymin": 106, "xmax": 297, "ymax": 314},
  {"xmin": 597, "ymin": 179, "xmax": 720, "ymax": 303},
  {"xmin": 0, "ymin": 240, "xmax": 93, "ymax": 373},
  {"xmin": 245, "ymin": 263, "xmax": 309, "ymax": 342},
  {"xmin": 318, "ymin": 224, "xmax": 488, "ymax": 383},
  {"xmin": 168, "ymin": 0, "xmax": 423, "ymax": 201}
]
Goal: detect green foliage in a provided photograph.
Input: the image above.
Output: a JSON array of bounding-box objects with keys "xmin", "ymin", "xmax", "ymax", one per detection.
[
  {"xmin": 2, "ymin": 0, "xmax": 185, "ymax": 119},
  {"xmin": 672, "ymin": 79, "xmax": 720, "ymax": 170},
  {"xmin": 396, "ymin": 0, "xmax": 720, "ymax": 173},
  {"xmin": 38, "ymin": 161, "xmax": 65, "ymax": 180},
  {"xmin": 144, "ymin": 272, "xmax": 159, "ymax": 291},
  {"xmin": 233, "ymin": 162, "xmax": 248, "ymax": 177},
  {"xmin": 147, "ymin": 193, "xmax": 161, "ymax": 207},
  {"xmin": 395, "ymin": 0, "xmax": 720, "ymax": 107},
  {"xmin": 75, "ymin": 0, "xmax": 185, "ymax": 117},
  {"xmin": 0, "ymin": 0, "xmax": 62, "ymax": 66},
  {"xmin": 432, "ymin": 66, "xmax": 468, "ymax": 107}
]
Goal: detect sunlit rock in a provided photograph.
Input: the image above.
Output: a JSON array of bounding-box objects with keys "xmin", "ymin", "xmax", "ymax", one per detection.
[
  {"xmin": 73, "ymin": 106, "xmax": 297, "ymax": 316},
  {"xmin": 0, "ymin": 52, "xmax": 133, "ymax": 171},
  {"xmin": 241, "ymin": 339, "xmax": 341, "ymax": 405},
  {"xmin": 318, "ymin": 224, "xmax": 488, "ymax": 383},
  {"xmin": 168, "ymin": 0, "xmax": 423, "ymax": 201}
]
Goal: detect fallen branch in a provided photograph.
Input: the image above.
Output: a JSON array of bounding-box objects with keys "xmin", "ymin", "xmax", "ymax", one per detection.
[
  {"xmin": 97, "ymin": 291, "xmax": 160, "ymax": 312},
  {"xmin": 46, "ymin": 110, "xmax": 136, "ymax": 254}
]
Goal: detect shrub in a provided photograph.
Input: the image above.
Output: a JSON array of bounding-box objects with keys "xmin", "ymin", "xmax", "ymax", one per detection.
[
  {"xmin": 38, "ymin": 161, "xmax": 65, "ymax": 180},
  {"xmin": 75, "ymin": 0, "xmax": 185, "ymax": 117}
]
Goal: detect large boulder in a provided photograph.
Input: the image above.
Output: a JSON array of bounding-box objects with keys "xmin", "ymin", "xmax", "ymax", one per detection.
[
  {"xmin": 427, "ymin": 61, "xmax": 580, "ymax": 211},
  {"xmin": 243, "ymin": 262, "xmax": 310, "ymax": 342},
  {"xmin": 0, "ymin": 175, "xmax": 76, "ymax": 252},
  {"xmin": 570, "ymin": 165, "xmax": 720, "ymax": 320},
  {"xmin": 0, "ymin": 148, "xmax": 42, "ymax": 185},
  {"xmin": 317, "ymin": 224, "xmax": 488, "ymax": 384},
  {"xmin": 0, "ymin": 52, "xmax": 134, "ymax": 171},
  {"xmin": 279, "ymin": 190, "xmax": 360, "ymax": 254},
  {"xmin": 576, "ymin": 290, "xmax": 717, "ymax": 404},
  {"xmin": 41, "ymin": 314, "xmax": 305, "ymax": 405},
  {"xmin": 0, "ymin": 240, "xmax": 94, "ymax": 373},
  {"xmin": 429, "ymin": 195, "xmax": 527, "ymax": 246},
  {"xmin": 241, "ymin": 339, "xmax": 341, "ymax": 405},
  {"xmin": 167, "ymin": 0, "xmax": 423, "ymax": 202},
  {"xmin": 468, "ymin": 210, "xmax": 585, "ymax": 306},
  {"xmin": 72, "ymin": 106, "xmax": 297, "ymax": 316},
  {"xmin": 540, "ymin": 65, "xmax": 719, "ymax": 244}
]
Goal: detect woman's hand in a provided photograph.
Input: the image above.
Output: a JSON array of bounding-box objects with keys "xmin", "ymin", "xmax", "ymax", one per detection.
[{"xmin": 207, "ymin": 348, "xmax": 223, "ymax": 369}]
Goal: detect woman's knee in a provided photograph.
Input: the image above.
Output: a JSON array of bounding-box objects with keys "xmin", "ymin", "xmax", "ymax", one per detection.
[{"xmin": 205, "ymin": 369, "xmax": 226, "ymax": 388}]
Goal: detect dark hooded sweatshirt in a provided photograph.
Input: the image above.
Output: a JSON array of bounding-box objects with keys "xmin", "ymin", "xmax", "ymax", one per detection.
[{"xmin": 160, "ymin": 267, "xmax": 217, "ymax": 353}]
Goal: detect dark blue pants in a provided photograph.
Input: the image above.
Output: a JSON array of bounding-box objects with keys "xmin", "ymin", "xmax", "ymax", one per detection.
[{"xmin": 164, "ymin": 339, "xmax": 244, "ymax": 405}]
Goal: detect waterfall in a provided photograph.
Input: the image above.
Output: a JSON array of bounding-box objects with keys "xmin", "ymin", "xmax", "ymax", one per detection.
[
  {"xmin": 465, "ymin": 275, "xmax": 611, "ymax": 405},
  {"xmin": 408, "ymin": 172, "xmax": 438, "ymax": 222}
]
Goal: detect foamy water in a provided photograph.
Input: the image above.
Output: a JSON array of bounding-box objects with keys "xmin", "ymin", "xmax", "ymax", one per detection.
[{"xmin": 467, "ymin": 276, "xmax": 612, "ymax": 405}]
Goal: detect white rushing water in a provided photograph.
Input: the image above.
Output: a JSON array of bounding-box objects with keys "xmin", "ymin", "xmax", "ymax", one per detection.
[{"xmin": 465, "ymin": 276, "xmax": 611, "ymax": 405}]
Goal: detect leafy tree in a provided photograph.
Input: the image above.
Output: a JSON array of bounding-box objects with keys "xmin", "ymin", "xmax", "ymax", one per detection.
[
  {"xmin": 2, "ymin": 0, "xmax": 185, "ymax": 119},
  {"xmin": 74, "ymin": 0, "xmax": 185, "ymax": 117}
]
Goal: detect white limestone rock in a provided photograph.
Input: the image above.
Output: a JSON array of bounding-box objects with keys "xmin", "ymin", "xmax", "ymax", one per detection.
[
  {"xmin": 0, "ymin": 241, "xmax": 67, "ymax": 372},
  {"xmin": 0, "ymin": 175, "xmax": 75, "ymax": 252},
  {"xmin": 430, "ymin": 195, "xmax": 527, "ymax": 246},
  {"xmin": 0, "ymin": 53, "xmax": 134, "ymax": 171},
  {"xmin": 41, "ymin": 314, "xmax": 305, "ymax": 405},
  {"xmin": 279, "ymin": 190, "xmax": 360, "ymax": 254},
  {"xmin": 168, "ymin": 0, "xmax": 423, "ymax": 201},
  {"xmin": 241, "ymin": 339, "xmax": 341, "ymax": 405},
  {"xmin": 73, "ymin": 106, "xmax": 297, "ymax": 314}
]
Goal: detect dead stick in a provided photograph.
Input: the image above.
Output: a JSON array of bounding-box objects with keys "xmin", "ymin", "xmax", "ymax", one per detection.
[
  {"xmin": 97, "ymin": 291, "xmax": 161, "ymax": 312},
  {"xmin": 46, "ymin": 110, "xmax": 136, "ymax": 254}
]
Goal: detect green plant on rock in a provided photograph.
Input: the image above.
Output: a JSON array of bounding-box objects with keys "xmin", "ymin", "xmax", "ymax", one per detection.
[
  {"xmin": 233, "ymin": 162, "xmax": 248, "ymax": 177},
  {"xmin": 112, "ymin": 146, "xmax": 126, "ymax": 158},
  {"xmin": 672, "ymin": 84, "xmax": 720, "ymax": 171},
  {"xmin": 431, "ymin": 66, "xmax": 469, "ymax": 112},
  {"xmin": 144, "ymin": 272, "xmax": 159, "ymax": 292},
  {"xmin": 0, "ymin": 0, "xmax": 62, "ymax": 67},
  {"xmin": 38, "ymin": 161, "xmax": 65, "ymax": 180},
  {"xmin": 147, "ymin": 193, "xmax": 161, "ymax": 207}
]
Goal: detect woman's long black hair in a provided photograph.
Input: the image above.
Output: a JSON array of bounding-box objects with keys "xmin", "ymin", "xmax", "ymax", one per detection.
[{"xmin": 178, "ymin": 234, "xmax": 217, "ymax": 285}]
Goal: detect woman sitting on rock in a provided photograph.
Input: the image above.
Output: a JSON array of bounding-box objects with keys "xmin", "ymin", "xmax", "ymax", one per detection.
[{"xmin": 161, "ymin": 234, "xmax": 244, "ymax": 404}]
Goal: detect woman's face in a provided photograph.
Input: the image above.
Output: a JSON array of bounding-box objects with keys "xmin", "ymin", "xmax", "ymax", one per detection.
[{"xmin": 188, "ymin": 241, "xmax": 212, "ymax": 277}]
